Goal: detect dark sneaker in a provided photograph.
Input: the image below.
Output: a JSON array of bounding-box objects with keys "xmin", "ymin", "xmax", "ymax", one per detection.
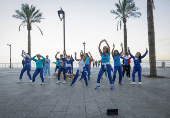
[{"xmin": 119, "ymin": 82, "xmax": 122, "ymax": 85}]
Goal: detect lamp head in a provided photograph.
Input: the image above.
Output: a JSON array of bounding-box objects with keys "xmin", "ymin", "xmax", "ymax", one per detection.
[{"xmin": 58, "ymin": 7, "xmax": 65, "ymax": 21}]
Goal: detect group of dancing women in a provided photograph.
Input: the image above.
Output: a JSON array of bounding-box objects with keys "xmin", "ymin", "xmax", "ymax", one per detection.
[{"xmin": 18, "ymin": 39, "xmax": 148, "ymax": 90}]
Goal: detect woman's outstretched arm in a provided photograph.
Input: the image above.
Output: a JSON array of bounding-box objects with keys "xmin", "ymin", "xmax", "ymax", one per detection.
[
  {"xmin": 112, "ymin": 44, "xmax": 115, "ymax": 57},
  {"xmin": 120, "ymin": 43, "xmax": 123, "ymax": 55},
  {"xmin": 141, "ymin": 48, "xmax": 148, "ymax": 59},
  {"xmin": 128, "ymin": 47, "xmax": 134, "ymax": 58},
  {"xmin": 98, "ymin": 40, "xmax": 104, "ymax": 54},
  {"xmin": 55, "ymin": 52, "xmax": 60, "ymax": 59},
  {"xmin": 104, "ymin": 39, "xmax": 110, "ymax": 54},
  {"xmin": 74, "ymin": 52, "xmax": 79, "ymax": 61}
]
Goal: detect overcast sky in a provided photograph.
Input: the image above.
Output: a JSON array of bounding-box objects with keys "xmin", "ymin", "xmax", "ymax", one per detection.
[{"xmin": 0, "ymin": 0, "xmax": 170, "ymax": 63}]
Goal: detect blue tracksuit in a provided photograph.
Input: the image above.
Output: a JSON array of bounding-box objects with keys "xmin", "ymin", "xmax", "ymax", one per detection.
[
  {"xmin": 97, "ymin": 52, "xmax": 113, "ymax": 84},
  {"xmin": 128, "ymin": 50, "xmax": 148, "ymax": 82},
  {"xmin": 57, "ymin": 58, "xmax": 66, "ymax": 80},
  {"xmin": 44, "ymin": 58, "xmax": 51, "ymax": 76},
  {"xmin": 71, "ymin": 67, "xmax": 88, "ymax": 86},
  {"xmin": 32, "ymin": 56, "xmax": 45, "ymax": 83},
  {"xmin": 19, "ymin": 53, "xmax": 32, "ymax": 80},
  {"xmin": 113, "ymin": 54, "xmax": 123, "ymax": 83},
  {"xmin": 65, "ymin": 57, "xmax": 74, "ymax": 74}
]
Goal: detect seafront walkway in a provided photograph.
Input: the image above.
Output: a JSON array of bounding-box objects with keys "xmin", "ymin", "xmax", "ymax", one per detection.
[{"xmin": 0, "ymin": 67, "xmax": 170, "ymax": 118}]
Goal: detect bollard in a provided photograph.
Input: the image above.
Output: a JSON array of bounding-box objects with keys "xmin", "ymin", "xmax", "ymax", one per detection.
[{"xmin": 162, "ymin": 62, "xmax": 165, "ymax": 68}]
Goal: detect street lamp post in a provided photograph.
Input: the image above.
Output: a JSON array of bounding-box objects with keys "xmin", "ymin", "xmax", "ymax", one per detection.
[
  {"xmin": 58, "ymin": 7, "xmax": 66, "ymax": 54},
  {"xmin": 83, "ymin": 42, "xmax": 86, "ymax": 53},
  {"xmin": 7, "ymin": 44, "xmax": 11, "ymax": 68}
]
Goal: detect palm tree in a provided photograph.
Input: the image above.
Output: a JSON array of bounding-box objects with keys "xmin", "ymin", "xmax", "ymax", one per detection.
[
  {"xmin": 147, "ymin": 0, "xmax": 157, "ymax": 77},
  {"xmin": 110, "ymin": 0, "xmax": 141, "ymax": 53},
  {"xmin": 13, "ymin": 3, "xmax": 44, "ymax": 57}
]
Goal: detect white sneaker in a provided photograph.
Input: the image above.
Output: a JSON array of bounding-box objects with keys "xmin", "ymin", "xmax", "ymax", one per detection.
[
  {"xmin": 17, "ymin": 79, "xmax": 22, "ymax": 83},
  {"xmin": 31, "ymin": 82, "xmax": 34, "ymax": 85},
  {"xmin": 105, "ymin": 77, "xmax": 108, "ymax": 79},
  {"xmin": 29, "ymin": 80, "xmax": 32, "ymax": 83},
  {"xmin": 130, "ymin": 82, "xmax": 136, "ymax": 85},
  {"xmin": 49, "ymin": 76, "xmax": 51, "ymax": 79},
  {"xmin": 128, "ymin": 78, "xmax": 131, "ymax": 81},
  {"xmin": 41, "ymin": 83, "xmax": 44, "ymax": 85},
  {"xmin": 63, "ymin": 81, "xmax": 66, "ymax": 84},
  {"xmin": 56, "ymin": 81, "xmax": 60, "ymax": 84},
  {"xmin": 139, "ymin": 82, "xmax": 142, "ymax": 85}
]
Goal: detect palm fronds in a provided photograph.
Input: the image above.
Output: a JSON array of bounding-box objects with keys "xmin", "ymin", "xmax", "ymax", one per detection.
[
  {"xmin": 13, "ymin": 3, "xmax": 44, "ymax": 34},
  {"xmin": 110, "ymin": 0, "xmax": 141, "ymax": 30}
]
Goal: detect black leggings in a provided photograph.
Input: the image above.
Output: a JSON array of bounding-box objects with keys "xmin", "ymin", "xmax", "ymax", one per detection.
[{"xmin": 123, "ymin": 65, "xmax": 131, "ymax": 78}]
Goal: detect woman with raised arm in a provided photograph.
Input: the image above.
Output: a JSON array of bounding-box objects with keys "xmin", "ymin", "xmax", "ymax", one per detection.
[
  {"xmin": 120, "ymin": 53, "xmax": 132, "ymax": 80},
  {"xmin": 112, "ymin": 43, "xmax": 123, "ymax": 85},
  {"xmin": 31, "ymin": 54, "xmax": 45, "ymax": 85},
  {"xmin": 55, "ymin": 52, "xmax": 67, "ymax": 84},
  {"xmin": 18, "ymin": 50, "xmax": 32, "ymax": 83},
  {"xmin": 64, "ymin": 53, "xmax": 74, "ymax": 74},
  {"xmin": 95, "ymin": 39, "xmax": 113, "ymax": 90},
  {"xmin": 79, "ymin": 51, "xmax": 92, "ymax": 80},
  {"xmin": 70, "ymin": 51, "xmax": 88, "ymax": 86},
  {"xmin": 128, "ymin": 47, "xmax": 148, "ymax": 85}
]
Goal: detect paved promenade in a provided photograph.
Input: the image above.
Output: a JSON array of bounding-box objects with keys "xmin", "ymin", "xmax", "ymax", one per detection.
[{"xmin": 0, "ymin": 67, "xmax": 170, "ymax": 118}]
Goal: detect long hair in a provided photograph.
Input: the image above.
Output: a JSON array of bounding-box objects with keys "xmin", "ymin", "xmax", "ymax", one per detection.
[
  {"xmin": 137, "ymin": 52, "xmax": 142, "ymax": 63},
  {"xmin": 85, "ymin": 53, "xmax": 89, "ymax": 57}
]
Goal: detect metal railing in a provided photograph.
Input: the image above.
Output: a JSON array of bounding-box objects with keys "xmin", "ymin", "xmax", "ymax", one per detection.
[{"xmin": 0, "ymin": 61, "xmax": 170, "ymax": 68}]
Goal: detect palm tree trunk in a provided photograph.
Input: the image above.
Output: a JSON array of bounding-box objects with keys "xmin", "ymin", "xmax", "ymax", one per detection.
[
  {"xmin": 28, "ymin": 30, "xmax": 31, "ymax": 57},
  {"xmin": 147, "ymin": 0, "xmax": 157, "ymax": 77},
  {"xmin": 124, "ymin": 22, "xmax": 128, "ymax": 53}
]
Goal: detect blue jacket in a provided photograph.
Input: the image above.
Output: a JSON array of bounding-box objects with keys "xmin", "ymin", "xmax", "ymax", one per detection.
[{"xmin": 128, "ymin": 50, "xmax": 148, "ymax": 65}]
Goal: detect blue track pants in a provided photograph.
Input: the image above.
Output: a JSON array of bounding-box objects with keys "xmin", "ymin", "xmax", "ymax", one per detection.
[
  {"xmin": 32, "ymin": 68, "xmax": 44, "ymax": 83},
  {"xmin": 113, "ymin": 66, "xmax": 122, "ymax": 83},
  {"xmin": 19, "ymin": 65, "xmax": 31, "ymax": 80},
  {"xmin": 132, "ymin": 65, "xmax": 142, "ymax": 82},
  {"xmin": 97, "ymin": 64, "xmax": 113, "ymax": 84},
  {"xmin": 71, "ymin": 68, "xmax": 88, "ymax": 86}
]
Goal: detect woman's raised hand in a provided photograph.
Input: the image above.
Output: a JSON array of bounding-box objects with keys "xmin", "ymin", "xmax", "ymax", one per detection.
[
  {"xmin": 22, "ymin": 50, "xmax": 24, "ymax": 53},
  {"xmin": 120, "ymin": 43, "xmax": 123, "ymax": 47},
  {"xmin": 146, "ymin": 48, "xmax": 148, "ymax": 51},
  {"xmin": 113, "ymin": 44, "xmax": 115, "ymax": 48},
  {"xmin": 57, "ymin": 52, "xmax": 60, "ymax": 54},
  {"xmin": 128, "ymin": 47, "xmax": 130, "ymax": 50}
]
